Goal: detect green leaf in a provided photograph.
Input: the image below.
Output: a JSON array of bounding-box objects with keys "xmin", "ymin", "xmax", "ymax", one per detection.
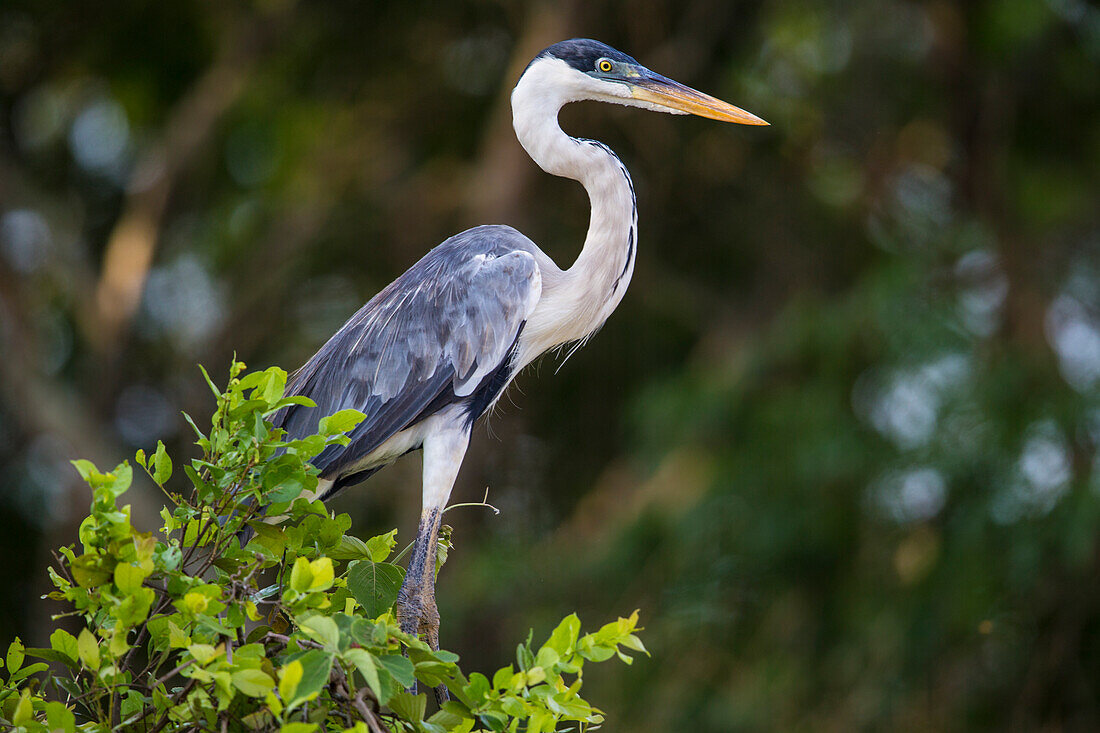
[
  {"xmin": 318, "ymin": 409, "xmax": 366, "ymax": 436},
  {"xmin": 378, "ymin": 654, "xmax": 416, "ymax": 688},
  {"xmin": 429, "ymin": 701, "xmax": 475, "ymax": 730},
  {"xmin": 288, "ymin": 556, "xmax": 313, "ymax": 593},
  {"xmin": 246, "ymin": 521, "xmax": 287, "ymax": 555},
  {"xmin": 70, "ymin": 553, "xmax": 112, "ymax": 588},
  {"xmin": 299, "ymin": 614, "xmax": 339, "ymax": 650},
  {"xmin": 528, "ymin": 710, "xmax": 553, "ymax": 733},
  {"xmin": 71, "ymin": 459, "xmax": 100, "ymax": 482},
  {"xmin": 51, "ymin": 628, "xmax": 79, "ymax": 664},
  {"xmin": 524, "ymin": 666, "xmax": 547, "ymax": 685},
  {"xmin": 307, "ymin": 557, "xmax": 334, "ymax": 591},
  {"xmin": 104, "ymin": 462, "xmax": 133, "ymax": 498},
  {"xmin": 120, "ymin": 690, "xmax": 145, "ymax": 720},
  {"xmin": 544, "ymin": 613, "xmax": 581, "ymax": 656},
  {"xmin": 279, "ymin": 724, "xmax": 318, "ymax": 733},
  {"xmin": 278, "ymin": 660, "xmax": 303, "ymax": 702},
  {"xmin": 263, "ymin": 465, "xmax": 311, "ymax": 504},
  {"xmin": 44, "ymin": 701, "xmax": 76, "ymax": 733},
  {"xmin": 478, "ymin": 709, "xmax": 508, "ymax": 732},
  {"xmin": 108, "ymin": 624, "xmax": 130, "ymax": 657},
  {"xmin": 492, "ymin": 665, "xmax": 513, "ymax": 691},
  {"xmin": 262, "ymin": 367, "xmax": 288, "ymax": 405},
  {"xmin": 388, "ymin": 691, "xmax": 427, "ymax": 722},
  {"xmin": 182, "ymin": 591, "xmax": 210, "ymax": 615},
  {"xmin": 577, "ymin": 638, "xmax": 616, "ymax": 662},
  {"xmin": 10, "ymin": 661, "xmax": 48, "ymax": 682},
  {"xmin": 347, "ymin": 561, "xmax": 404, "ymax": 618},
  {"xmin": 465, "ymin": 672, "xmax": 491, "ymax": 701},
  {"xmin": 114, "ymin": 562, "xmax": 146, "ymax": 594},
  {"xmin": 7, "ymin": 637, "xmax": 24, "ymax": 674},
  {"xmin": 501, "ymin": 696, "xmax": 526, "ymax": 718},
  {"xmin": 152, "ymin": 440, "xmax": 173, "ymax": 484},
  {"xmin": 288, "ymin": 650, "xmax": 332, "ymax": 707},
  {"xmin": 329, "ymin": 534, "xmax": 371, "ymax": 560},
  {"xmin": 534, "ymin": 646, "xmax": 559, "ymax": 670},
  {"xmin": 365, "ymin": 529, "xmax": 398, "ymax": 562},
  {"xmin": 344, "ymin": 648, "xmax": 384, "ymax": 702},
  {"xmin": 285, "ymin": 434, "xmax": 327, "ymax": 461},
  {"xmin": 181, "ymin": 411, "xmax": 205, "ymax": 440},
  {"xmin": 26, "ymin": 647, "xmax": 78, "ymax": 667},
  {"xmin": 12, "ymin": 689, "xmax": 33, "ymax": 725},
  {"xmin": 411, "ymin": 659, "xmax": 451, "ymax": 688},
  {"xmin": 517, "ymin": 635, "xmax": 535, "ymax": 671},
  {"xmin": 187, "ymin": 643, "xmax": 219, "ymax": 665},
  {"xmin": 621, "ymin": 633, "xmax": 648, "ymax": 654},
  {"xmin": 232, "ymin": 668, "xmax": 276, "ymax": 698},
  {"xmin": 349, "ymin": 618, "xmax": 378, "ymax": 648},
  {"xmin": 77, "ymin": 628, "xmax": 100, "ymax": 671},
  {"xmin": 166, "ymin": 620, "xmax": 190, "ymax": 649},
  {"xmin": 317, "ymin": 516, "xmax": 345, "ymax": 548},
  {"xmin": 197, "ymin": 363, "xmax": 220, "ymax": 398}
]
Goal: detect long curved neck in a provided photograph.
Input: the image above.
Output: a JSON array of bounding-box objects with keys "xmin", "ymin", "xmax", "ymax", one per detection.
[{"xmin": 511, "ymin": 62, "xmax": 638, "ymax": 356}]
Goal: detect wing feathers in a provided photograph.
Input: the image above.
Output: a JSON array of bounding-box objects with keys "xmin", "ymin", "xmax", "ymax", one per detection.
[{"xmin": 276, "ymin": 226, "xmax": 541, "ymax": 480}]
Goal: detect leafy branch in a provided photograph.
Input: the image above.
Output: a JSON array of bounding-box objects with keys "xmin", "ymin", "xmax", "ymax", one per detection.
[{"xmin": 0, "ymin": 360, "xmax": 645, "ymax": 732}]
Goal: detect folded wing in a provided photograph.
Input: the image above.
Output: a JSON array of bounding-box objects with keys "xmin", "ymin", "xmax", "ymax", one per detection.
[{"xmin": 276, "ymin": 225, "xmax": 542, "ymax": 483}]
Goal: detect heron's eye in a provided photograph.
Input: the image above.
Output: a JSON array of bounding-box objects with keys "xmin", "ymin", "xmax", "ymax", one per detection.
[{"xmin": 597, "ymin": 59, "xmax": 613, "ymax": 73}]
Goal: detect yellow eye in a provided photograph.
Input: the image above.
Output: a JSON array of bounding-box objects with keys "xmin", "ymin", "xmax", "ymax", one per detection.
[{"xmin": 597, "ymin": 59, "xmax": 613, "ymax": 73}]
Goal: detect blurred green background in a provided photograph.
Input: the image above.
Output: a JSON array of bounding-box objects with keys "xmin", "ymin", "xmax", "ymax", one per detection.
[{"xmin": 3, "ymin": 0, "xmax": 1100, "ymax": 729}]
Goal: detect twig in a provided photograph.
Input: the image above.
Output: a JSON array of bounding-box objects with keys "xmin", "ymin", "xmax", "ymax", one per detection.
[
  {"xmin": 263, "ymin": 632, "xmax": 323, "ymax": 651},
  {"xmin": 146, "ymin": 677, "xmax": 198, "ymax": 733},
  {"xmin": 352, "ymin": 686, "xmax": 388, "ymax": 733},
  {"xmin": 444, "ymin": 486, "xmax": 501, "ymax": 516},
  {"xmin": 153, "ymin": 658, "xmax": 196, "ymax": 688},
  {"xmin": 134, "ymin": 648, "xmax": 172, "ymax": 688},
  {"xmin": 392, "ymin": 540, "xmax": 415, "ymax": 564},
  {"xmin": 329, "ymin": 664, "xmax": 355, "ymax": 729}
]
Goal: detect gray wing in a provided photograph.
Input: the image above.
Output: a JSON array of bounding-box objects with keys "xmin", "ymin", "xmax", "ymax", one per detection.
[{"xmin": 276, "ymin": 225, "xmax": 542, "ymax": 482}]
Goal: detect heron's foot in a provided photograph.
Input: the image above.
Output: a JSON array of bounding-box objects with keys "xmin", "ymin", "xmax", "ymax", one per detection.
[{"xmin": 395, "ymin": 582, "xmax": 451, "ymax": 704}]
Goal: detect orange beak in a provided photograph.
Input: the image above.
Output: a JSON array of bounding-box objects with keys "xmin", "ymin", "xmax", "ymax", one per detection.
[{"xmin": 629, "ymin": 71, "xmax": 768, "ymax": 125}]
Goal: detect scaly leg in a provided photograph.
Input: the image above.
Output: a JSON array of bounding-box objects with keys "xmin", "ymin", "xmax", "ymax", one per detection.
[
  {"xmin": 396, "ymin": 508, "xmax": 442, "ymax": 641},
  {"xmin": 395, "ymin": 422, "xmax": 468, "ymax": 704}
]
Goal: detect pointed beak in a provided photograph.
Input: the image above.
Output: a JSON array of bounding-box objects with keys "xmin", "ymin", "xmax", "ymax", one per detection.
[{"xmin": 629, "ymin": 69, "xmax": 768, "ymax": 126}]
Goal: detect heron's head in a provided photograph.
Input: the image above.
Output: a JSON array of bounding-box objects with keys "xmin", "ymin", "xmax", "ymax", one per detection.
[{"xmin": 517, "ymin": 38, "xmax": 767, "ymax": 126}]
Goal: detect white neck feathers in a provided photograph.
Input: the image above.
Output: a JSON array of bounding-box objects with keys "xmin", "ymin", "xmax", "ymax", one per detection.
[{"xmin": 510, "ymin": 58, "xmax": 638, "ymax": 363}]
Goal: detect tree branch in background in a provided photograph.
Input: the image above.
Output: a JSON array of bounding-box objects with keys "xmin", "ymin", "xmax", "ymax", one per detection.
[
  {"xmin": 461, "ymin": 1, "xmax": 579, "ymax": 227},
  {"xmin": 90, "ymin": 9, "xmax": 286, "ymax": 356}
]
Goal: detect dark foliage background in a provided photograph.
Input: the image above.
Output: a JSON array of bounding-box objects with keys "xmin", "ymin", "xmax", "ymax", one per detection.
[{"xmin": 2, "ymin": 0, "xmax": 1099, "ymax": 730}]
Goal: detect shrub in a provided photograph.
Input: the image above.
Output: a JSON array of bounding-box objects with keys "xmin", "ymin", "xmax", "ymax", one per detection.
[{"xmin": 0, "ymin": 361, "xmax": 645, "ymax": 732}]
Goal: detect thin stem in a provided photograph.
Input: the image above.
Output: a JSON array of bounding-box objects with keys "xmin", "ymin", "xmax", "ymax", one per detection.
[
  {"xmin": 153, "ymin": 658, "xmax": 196, "ymax": 688},
  {"xmin": 392, "ymin": 540, "xmax": 415, "ymax": 564},
  {"xmin": 444, "ymin": 486, "xmax": 501, "ymax": 516},
  {"xmin": 352, "ymin": 686, "xmax": 389, "ymax": 733},
  {"xmin": 146, "ymin": 678, "xmax": 198, "ymax": 733},
  {"xmin": 444, "ymin": 500, "xmax": 501, "ymax": 515}
]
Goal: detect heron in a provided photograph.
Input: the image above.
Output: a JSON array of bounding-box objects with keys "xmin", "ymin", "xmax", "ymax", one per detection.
[{"xmin": 272, "ymin": 37, "xmax": 765, "ymax": 666}]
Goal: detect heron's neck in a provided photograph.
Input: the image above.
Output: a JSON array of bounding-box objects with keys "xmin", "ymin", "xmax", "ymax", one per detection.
[{"xmin": 511, "ymin": 75, "xmax": 638, "ymax": 351}]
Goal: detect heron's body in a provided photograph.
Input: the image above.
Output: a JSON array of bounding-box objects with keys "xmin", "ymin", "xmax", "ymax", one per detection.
[
  {"xmin": 270, "ymin": 39, "xmax": 765, "ymax": 697},
  {"xmin": 286, "ymin": 56, "xmax": 648, "ymax": 499}
]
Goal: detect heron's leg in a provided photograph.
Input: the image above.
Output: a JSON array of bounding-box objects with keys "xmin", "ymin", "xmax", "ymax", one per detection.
[
  {"xmin": 396, "ymin": 422, "xmax": 468, "ymax": 703},
  {"xmin": 397, "ymin": 508, "xmax": 444, "ymax": 640}
]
